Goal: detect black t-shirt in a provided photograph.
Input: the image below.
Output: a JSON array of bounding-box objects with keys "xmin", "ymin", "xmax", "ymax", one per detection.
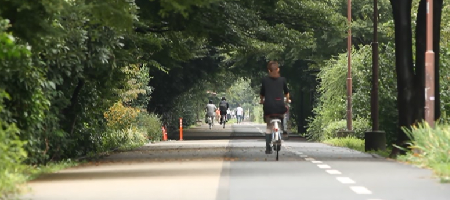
[
  {"xmin": 260, "ymin": 76, "xmax": 289, "ymax": 115},
  {"xmin": 219, "ymin": 100, "xmax": 229, "ymax": 112}
]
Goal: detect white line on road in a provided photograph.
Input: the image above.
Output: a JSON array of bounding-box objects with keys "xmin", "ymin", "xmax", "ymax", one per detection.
[
  {"xmin": 317, "ymin": 164, "xmax": 331, "ymax": 169},
  {"xmin": 350, "ymin": 186, "xmax": 372, "ymax": 194},
  {"xmin": 299, "ymin": 154, "xmax": 308, "ymax": 158},
  {"xmin": 326, "ymin": 170, "xmax": 342, "ymax": 174},
  {"xmin": 304, "ymin": 157, "xmax": 315, "ymax": 161},
  {"xmin": 336, "ymin": 177, "xmax": 355, "ymax": 184},
  {"xmin": 311, "ymin": 160, "xmax": 322, "ymax": 163}
]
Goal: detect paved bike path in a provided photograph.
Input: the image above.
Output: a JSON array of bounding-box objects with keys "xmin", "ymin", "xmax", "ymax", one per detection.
[{"xmin": 22, "ymin": 127, "xmax": 450, "ymax": 200}]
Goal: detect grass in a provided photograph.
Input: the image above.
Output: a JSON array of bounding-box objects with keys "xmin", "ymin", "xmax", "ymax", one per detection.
[
  {"xmin": 323, "ymin": 122, "xmax": 450, "ymax": 183},
  {"xmin": 24, "ymin": 160, "xmax": 79, "ymax": 181},
  {"xmin": 1, "ymin": 160, "xmax": 78, "ymax": 200},
  {"xmin": 322, "ymin": 137, "xmax": 390, "ymax": 157},
  {"xmin": 323, "ymin": 137, "xmax": 365, "ymax": 152},
  {"xmin": 397, "ymin": 122, "xmax": 450, "ymax": 183}
]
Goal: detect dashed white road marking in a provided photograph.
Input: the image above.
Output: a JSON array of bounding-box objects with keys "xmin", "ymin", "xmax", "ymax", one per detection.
[
  {"xmin": 326, "ymin": 170, "xmax": 342, "ymax": 174},
  {"xmin": 336, "ymin": 177, "xmax": 355, "ymax": 184},
  {"xmin": 289, "ymin": 151, "xmax": 375, "ymax": 197},
  {"xmin": 350, "ymin": 186, "xmax": 372, "ymax": 194},
  {"xmin": 317, "ymin": 164, "xmax": 331, "ymax": 169}
]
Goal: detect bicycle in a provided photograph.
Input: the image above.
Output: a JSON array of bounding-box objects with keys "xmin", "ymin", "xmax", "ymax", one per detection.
[
  {"xmin": 207, "ymin": 116, "xmax": 214, "ymax": 129},
  {"xmin": 261, "ymin": 99, "xmax": 291, "ymax": 161},
  {"xmin": 267, "ymin": 115, "xmax": 283, "ymax": 161}
]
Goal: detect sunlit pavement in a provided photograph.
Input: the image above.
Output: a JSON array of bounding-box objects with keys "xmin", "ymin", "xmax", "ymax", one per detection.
[{"xmin": 22, "ymin": 124, "xmax": 450, "ymax": 200}]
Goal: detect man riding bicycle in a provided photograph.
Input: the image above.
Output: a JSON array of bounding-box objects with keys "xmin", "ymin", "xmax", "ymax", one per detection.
[
  {"xmin": 260, "ymin": 61, "xmax": 290, "ymax": 154},
  {"xmin": 205, "ymin": 100, "xmax": 217, "ymax": 128},
  {"xmin": 218, "ymin": 97, "xmax": 229, "ymax": 126}
]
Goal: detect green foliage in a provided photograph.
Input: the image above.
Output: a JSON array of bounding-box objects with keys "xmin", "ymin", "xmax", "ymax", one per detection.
[
  {"xmin": 398, "ymin": 122, "xmax": 450, "ymax": 182},
  {"xmin": 136, "ymin": 112, "xmax": 162, "ymax": 142},
  {"xmin": 100, "ymin": 127, "xmax": 147, "ymax": 152},
  {"xmin": 0, "ymin": 90, "xmax": 27, "ymax": 199},
  {"xmin": 323, "ymin": 137, "xmax": 365, "ymax": 152},
  {"xmin": 0, "ymin": 120, "xmax": 27, "ymax": 199},
  {"xmin": 306, "ymin": 44, "xmax": 397, "ymax": 143}
]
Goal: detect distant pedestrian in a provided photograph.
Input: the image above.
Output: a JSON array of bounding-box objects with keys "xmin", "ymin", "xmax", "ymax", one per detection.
[{"xmin": 236, "ymin": 104, "xmax": 243, "ymax": 124}]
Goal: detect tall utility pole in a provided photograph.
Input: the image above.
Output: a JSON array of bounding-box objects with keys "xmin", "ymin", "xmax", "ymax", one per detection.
[
  {"xmin": 371, "ymin": 0, "xmax": 379, "ymax": 131},
  {"xmin": 365, "ymin": 0, "xmax": 386, "ymax": 152},
  {"xmin": 346, "ymin": 0, "xmax": 353, "ymax": 131},
  {"xmin": 425, "ymin": 0, "xmax": 435, "ymax": 127}
]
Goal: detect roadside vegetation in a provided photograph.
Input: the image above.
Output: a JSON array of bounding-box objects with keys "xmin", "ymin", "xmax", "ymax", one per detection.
[
  {"xmin": 1, "ymin": 0, "xmax": 449, "ymax": 198},
  {"xmin": 308, "ymin": 1, "xmax": 450, "ymax": 181},
  {"xmin": 397, "ymin": 122, "xmax": 450, "ymax": 183}
]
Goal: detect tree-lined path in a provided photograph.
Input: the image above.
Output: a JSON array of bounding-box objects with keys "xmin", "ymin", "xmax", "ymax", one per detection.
[
  {"xmin": 23, "ymin": 124, "xmax": 450, "ymax": 200},
  {"xmin": 2, "ymin": 0, "xmax": 450, "ymax": 199}
]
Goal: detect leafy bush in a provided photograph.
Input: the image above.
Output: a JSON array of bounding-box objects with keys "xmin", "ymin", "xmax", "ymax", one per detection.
[
  {"xmin": 136, "ymin": 112, "xmax": 162, "ymax": 142},
  {"xmin": 321, "ymin": 117, "xmax": 371, "ymax": 140},
  {"xmin": 306, "ymin": 44, "xmax": 397, "ymax": 142},
  {"xmin": 0, "ymin": 91, "xmax": 27, "ymax": 199},
  {"xmin": 104, "ymin": 102, "xmax": 140, "ymax": 131},
  {"xmin": 100, "ymin": 102, "xmax": 162, "ymax": 151},
  {"xmin": 99, "ymin": 127, "xmax": 147, "ymax": 152},
  {"xmin": 399, "ymin": 122, "xmax": 450, "ymax": 182}
]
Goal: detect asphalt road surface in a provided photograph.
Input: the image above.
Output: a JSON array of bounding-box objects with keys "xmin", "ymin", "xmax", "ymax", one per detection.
[{"xmin": 22, "ymin": 122, "xmax": 450, "ymax": 200}]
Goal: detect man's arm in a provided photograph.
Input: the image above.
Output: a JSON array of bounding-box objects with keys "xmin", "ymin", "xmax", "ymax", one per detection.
[
  {"xmin": 283, "ymin": 77, "xmax": 290, "ymax": 103},
  {"xmin": 259, "ymin": 78, "xmax": 265, "ymax": 103}
]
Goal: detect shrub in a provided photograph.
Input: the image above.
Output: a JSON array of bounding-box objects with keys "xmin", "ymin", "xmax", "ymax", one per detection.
[
  {"xmin": 136, "ymin": 112, "xmax": 162, "ymax": 142},
  {"xmin": 101, "ymin": 102, "xmax": 162, "ymax": 151},
  {"xmin": 399, "ymin": 122, "xmax": 450, "ymax": 182},
  {"xmin": 310, "ymin": 117, "xmax": 371, "ymax": 141},
  {"xmin": 104, "ymin": 101, "xmax": 140, "ymax": 131},
  {"xmin": 100, "ymin": 127, "xmax": 147, "ymax": 152},
  {"xmin": 0, "ymin": 91, "xmax": 27, "ymax": 199}
]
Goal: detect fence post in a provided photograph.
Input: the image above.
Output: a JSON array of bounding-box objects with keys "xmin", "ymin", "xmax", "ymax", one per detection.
[{"xmin": 179, "ymin": 118, "xmax": 183, "ymax": 141}]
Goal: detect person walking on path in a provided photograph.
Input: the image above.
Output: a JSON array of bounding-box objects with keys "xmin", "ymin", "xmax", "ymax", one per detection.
[{"xmin": 236, "ymin": 105, "xmax": 244, "ymax": 124}]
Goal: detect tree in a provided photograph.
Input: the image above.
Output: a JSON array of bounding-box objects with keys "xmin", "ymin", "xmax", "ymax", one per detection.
[{"xmin": 389, "ymin": 0, "xmax": 444, "ymax": 157}]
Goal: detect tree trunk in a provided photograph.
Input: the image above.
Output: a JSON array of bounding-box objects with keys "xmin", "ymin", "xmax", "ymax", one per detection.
[
  {"xmin": 414, "ymin": 0, "xmax": 426, "ymax": 122},
  {"xmin": 62, "ymin": 78, "xmax": 85, "ymax": 134},
  {"xmin": 390, "ymin": 0, "xmax": 414, "ymax": 157},
  {"xmin": 434, "ymin": 0, "xmax": 443, "ymax": 120}
]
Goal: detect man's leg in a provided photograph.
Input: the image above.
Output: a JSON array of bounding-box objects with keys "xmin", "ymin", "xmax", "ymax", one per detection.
[{"xmin": 265, "ymin": 116, "xmax": 273, "ymax": 154}]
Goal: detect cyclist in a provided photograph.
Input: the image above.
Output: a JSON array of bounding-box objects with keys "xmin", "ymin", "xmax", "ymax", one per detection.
[
  {"xmin": 260, "ymin": 61, "xmax": 290, "ymax": 154},
  {"xmin": 205, "ymin": 100, "xmax": 217, "ymax": 128},
  {"xmin": 218, "ymin": 97, "xmax": 229, "ymax": 126}
]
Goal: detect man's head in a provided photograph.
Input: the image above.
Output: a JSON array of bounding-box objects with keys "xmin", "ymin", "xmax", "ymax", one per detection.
[
  {"xmin": 267, "ymin": 61, "xmax": 280, "ymax": 77},
  {"xmin": 221, "ymin": 97, "xmax": 226, "ymax": 101},
  {"xmin": 209, "ymin": 99, "xmax": 213, "ymax": 104}
]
